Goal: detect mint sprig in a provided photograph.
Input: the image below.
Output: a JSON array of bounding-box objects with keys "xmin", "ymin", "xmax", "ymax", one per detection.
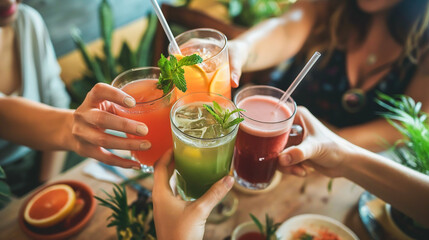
[
  {"xmin": 157, "ymin": 53, "xmax": 203, "ymax": 94},
  {"xmin": 203, "ymin": 101, "xmax": 245, "ymax": 129}
]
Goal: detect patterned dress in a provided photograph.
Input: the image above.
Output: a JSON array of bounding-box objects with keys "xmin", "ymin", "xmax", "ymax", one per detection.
[{"xmin": 271, "ymin": 50, "xmax": 416, "ymax": 128}]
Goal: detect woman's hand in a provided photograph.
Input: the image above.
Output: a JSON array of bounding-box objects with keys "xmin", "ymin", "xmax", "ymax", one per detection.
[
  {"xmin": 228, "ymin": 40, "xmax": 250, "ymax": 88},
  {"xmin": 70, "ymin": 83, "xmax": 149, "ymax": 168},
  {"xmin": 153, "ymin": 150, "xmax": 234, "ymax": 240},
  {"xmin": 278, "ymin": 107, "xmax": 355, "ymax": 178}
]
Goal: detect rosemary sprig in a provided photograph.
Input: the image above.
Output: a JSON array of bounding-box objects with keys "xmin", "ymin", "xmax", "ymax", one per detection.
[{"xmin": 249, "ymin": 213, "xmax": 281, "ymax": 240}]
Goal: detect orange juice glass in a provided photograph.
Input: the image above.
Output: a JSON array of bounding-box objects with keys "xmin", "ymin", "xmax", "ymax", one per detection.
[
  {"xmin": 111, "ymin": 67, "xmax": 176, "ymax": 172},
  {"xmin": 169, "ymin": 28, "xmax": 231, "ymax": 99}
]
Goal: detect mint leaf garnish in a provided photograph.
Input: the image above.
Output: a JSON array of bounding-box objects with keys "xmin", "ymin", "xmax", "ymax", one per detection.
[
  {"xmin": 203, "ymin": 101, "xmax": 245, "ymax": 129},
  {"xmin": 157, "ymin": 53, "xmax": 203, "ymax": 94}
]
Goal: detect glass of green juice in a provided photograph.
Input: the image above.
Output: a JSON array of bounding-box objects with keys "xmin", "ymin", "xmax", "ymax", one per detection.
[{"xmin": 170, "ymin": 92, "xmax": 239, "ymax": 201}]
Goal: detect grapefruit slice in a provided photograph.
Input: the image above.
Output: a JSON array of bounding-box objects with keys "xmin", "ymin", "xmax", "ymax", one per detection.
[
  {"xmin": 209, "ymin": 65, "xmax": 231, "ymax": 99},
  {"xmin": 24, "ymin": 184, "xmax": 76, "ymax": 228},
  {"xmin": 175, "ymin": 54, "xmax": 209, "ymax": 94}
]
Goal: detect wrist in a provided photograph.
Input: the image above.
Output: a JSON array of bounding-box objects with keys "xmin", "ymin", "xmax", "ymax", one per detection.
[{"xmin": 60, "ymin": 109, "xmax": 76, "ymax": 151}]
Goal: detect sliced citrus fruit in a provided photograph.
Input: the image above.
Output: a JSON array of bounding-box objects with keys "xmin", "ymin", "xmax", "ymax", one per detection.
[
  {"xmin": 24, "ymin": 184, "xmax": 76, "ymax": 228},
  {"xmin": 209, "ymin": 65, "xmax": 231, "ymax": 99},
  {"xmin": 175, "ymin": 54, "xmax": 209, "ymax": 96},
  {"xmin": 182, "ymin": 146, "xmax": 202, "ymax": 159}
]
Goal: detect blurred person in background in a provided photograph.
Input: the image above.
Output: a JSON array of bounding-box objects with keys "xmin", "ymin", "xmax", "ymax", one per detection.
[
  {"xmin": 228, "ymin": 0, "xmax": 429, "ymax": 152},
  {"xmin": 0, "ymin": 1, "xmax": 145, "ymax": 196}
]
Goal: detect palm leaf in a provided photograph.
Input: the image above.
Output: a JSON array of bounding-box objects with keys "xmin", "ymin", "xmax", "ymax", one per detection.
[
  {"xmin": 377, "ymin": 92, "xmax": 429, "ymax": 175},
  {"xmin": 99, "ymin": 0, "xmax": 116, "ymax": 79},
  {"xmin": 136, "ymin": 12, "xmax": 158, "ymax": 67}
]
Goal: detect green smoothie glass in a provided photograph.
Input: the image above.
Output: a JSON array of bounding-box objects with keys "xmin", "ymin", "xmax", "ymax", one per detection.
[{"xmin": 170, "ymin": 92, "xmax": 239, "ymax": 201}]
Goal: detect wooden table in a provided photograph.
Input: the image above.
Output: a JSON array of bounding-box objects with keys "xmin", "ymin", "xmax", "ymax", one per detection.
[{"xmin": 0, "ymin": 158, "xmax": 371, "ymax": 240}]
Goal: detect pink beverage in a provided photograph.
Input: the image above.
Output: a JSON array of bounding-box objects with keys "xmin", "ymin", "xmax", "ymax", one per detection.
[{"xmin": 233, "ymin": 86, "xmax": 296, "ymax": 190}]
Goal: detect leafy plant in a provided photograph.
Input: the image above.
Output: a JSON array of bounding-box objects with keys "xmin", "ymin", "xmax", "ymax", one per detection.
[
  {"xmin": 95, "ymin": 184, "xmax": 156, "ymax": 240},
  {"xmin": 0, "ymin": 166, "xmax": 11, "ymax": 209},
  {"xmin": 219, "ymin": 0, "xmax": 294, "ymax": 27},
  {"xmin": 69, "ymin": 0, "xmax": 157, "ymax": 108},
  {"xmin": 376, "ymin": 92, "xmax": 429, "ymax": 175},
  {"xmin": 250, "ymin": 213, "xmax": 281, "ymax": 240}
]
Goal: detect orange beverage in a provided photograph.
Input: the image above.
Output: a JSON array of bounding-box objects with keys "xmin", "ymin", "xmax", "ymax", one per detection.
[
  {"xmin": 112, "ymin": 67, "xmax": 175, "ymax": 172},
  {"xmin": 170, "ymin": 28, "xmax": 231, "ymax": 99}
]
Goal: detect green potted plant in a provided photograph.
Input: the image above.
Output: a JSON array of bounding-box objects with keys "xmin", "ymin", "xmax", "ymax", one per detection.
[
  {"xmin": 219, "ymin": 0, "xmax": 293, "ymax": 27},
  {"xmin": 68, "ymin": 0, "xmax": 157, "ymax": 108},
  {"xmin": 376, "ymin": 92, "xmax": 429, "ymax": 239},
  {"xmin": 95, "ymin": 184, "xmax": 156, "ymax": 240}
]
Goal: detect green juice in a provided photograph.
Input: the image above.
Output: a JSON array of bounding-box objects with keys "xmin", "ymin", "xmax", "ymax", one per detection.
[{"xmin": 171, "ymin": 102, "xmax": 238, "ymax": 200}]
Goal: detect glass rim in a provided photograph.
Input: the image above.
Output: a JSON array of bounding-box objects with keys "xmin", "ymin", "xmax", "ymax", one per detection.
[
  {"xmin": 234, "ymin": 85, "xmax": 297, "ymax": 125},
  {"xmin": 170, "ymin": 92, "xmax": 239, "ymax": 141},
  {"xmin": 169, "ymin": 28, "xmax": 228, "ymax": 63},
  {"xmin": 111, "ymin": 66, "xmax": 174, "ymax": 105}
]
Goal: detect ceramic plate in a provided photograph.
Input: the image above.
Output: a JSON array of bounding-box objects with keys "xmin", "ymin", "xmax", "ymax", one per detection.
[
  {"xmin": 18, "ymin": 180, "xmax": 96, "ymax": 240},
  {"xmin": 276, "ymin": 214, "xmax": 359, "ymax": 240}
]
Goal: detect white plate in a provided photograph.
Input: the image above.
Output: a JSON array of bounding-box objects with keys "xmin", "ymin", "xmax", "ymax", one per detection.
[{"xmin": 276, "ymin": 214, "xmax": 359, "ymax": 240}]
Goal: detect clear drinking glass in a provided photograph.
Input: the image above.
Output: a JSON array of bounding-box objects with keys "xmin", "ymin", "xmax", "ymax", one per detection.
[
  {"xmin": 233, "ymin": 85, "xmax": 297, "ymax": 189},
  {"xmin": 169, "ymin": 28, "xmax": 231, "ymax": 99},
  {"xmin": 170, "ymin": 92, "xmax": 239, "ymax": 201},
  {"xmin": 111, "ymin": 67, "xmax": 176, "ymax": 173}
]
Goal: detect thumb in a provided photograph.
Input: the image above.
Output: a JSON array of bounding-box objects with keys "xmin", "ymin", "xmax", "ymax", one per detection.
[
  {"xmin": 193, "ymin": 176, "xmax": 234, "ymax": 219},
  {"xmin": 230, "ymin": 62, "xmax": 242, "ymax": 88},
  {"xmin": 279, "ymin": 136, "xmax": 320, "ymax": 167}
]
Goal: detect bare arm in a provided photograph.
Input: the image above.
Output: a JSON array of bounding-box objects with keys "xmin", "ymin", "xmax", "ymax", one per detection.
[
  {"xmin": 0, "ymin": 84, "xmax": 151, "ymax": 168},
  {"xmin": 279, "ymin": 107, "xmax": 429, "ymax": 227},
  {"xmin": 229, "ymin": 1, "xmax": 318, "ymax": 86},
  {"xmin": 0, "ymin": 97, "xmax": 72, "ymax": 150},
  {"xmin": 333, "ymin": 118, "xmax": 402, "ymax": 152}
]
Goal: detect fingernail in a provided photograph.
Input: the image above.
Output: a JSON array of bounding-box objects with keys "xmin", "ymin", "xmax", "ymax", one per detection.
[
  {"xmin": 223, "ymin": 176, "xmax": 234, "ymax": 189},
  {"xmin": 231, "ymin": 73, "xmax": 239, "ymax": 87},
  {"xmin": 140, "ymin": 141, "xmax": 151, "ymax": 150},
  {"xmin": 124, "ymin": 97, "xmax": 136, "ymax": 107},
  {"xmin": 279, "ymin": 154, "xmax": 291, "ymax": 165},
  {"xmin": 132, "ymin": 165, "xmax": 141, "ymax": 170},
  {"xmin": 136, "ymin": 125, "xmax": 148, "ymax": 135}
]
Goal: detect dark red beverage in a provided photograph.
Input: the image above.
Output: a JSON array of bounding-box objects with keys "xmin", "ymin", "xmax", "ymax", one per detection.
[
  {"xmin": 238, "ymin": 232, "xmax": 265, "ymax": 240},
  {"xmin": 234, "ymin": 128, "xmax": 290, "ymax": 185},
  {"xmin": 233, "ymin": 90, "xmax": 295, "ymax": 190}
]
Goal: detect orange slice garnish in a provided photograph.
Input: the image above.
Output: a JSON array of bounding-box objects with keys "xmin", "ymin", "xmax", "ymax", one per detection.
[
  {"xmin": 175, "ymin": 54, "xmax": 209, "ymax": 95},
  {"xmin": 209, "ymin": 65, "xmax": 231, "ymax": 99}
]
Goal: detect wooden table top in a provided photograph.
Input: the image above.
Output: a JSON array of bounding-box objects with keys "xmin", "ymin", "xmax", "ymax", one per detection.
[{"xmin": 0, "ymin": 158, "xmax": 371, "ymax": 240}]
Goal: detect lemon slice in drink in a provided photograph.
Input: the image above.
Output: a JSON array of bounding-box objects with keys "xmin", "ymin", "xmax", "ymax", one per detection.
[
  {"xmin": 182, "ymin": 146, "xmax": 202, "ymax": 159},
  {"xmin": 209, "ymin": 65, "xmax": 231, "ymax": 98},
  {"xmin": 175, "ymin": 54, "xmax": 209, "ymax": 93},
  {"xmin": 24, "ymin": 184, "xmax": 76, "ymax": 228}
]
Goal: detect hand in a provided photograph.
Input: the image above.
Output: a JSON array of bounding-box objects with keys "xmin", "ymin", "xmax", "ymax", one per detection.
[
  {"xmin": 278, "ymin": 107, "xmax": 354, "ymax": 178},
  {"xmin": 228, "ymin": 39, "xmax": 250, "ymax": 88},
  {"xmin": 153, "ymin": 150, "xmax": 234, "ymax": 240},
  {"xmin": 70, "ymin": 83, "xmax": 149, "ymax": 168}
]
